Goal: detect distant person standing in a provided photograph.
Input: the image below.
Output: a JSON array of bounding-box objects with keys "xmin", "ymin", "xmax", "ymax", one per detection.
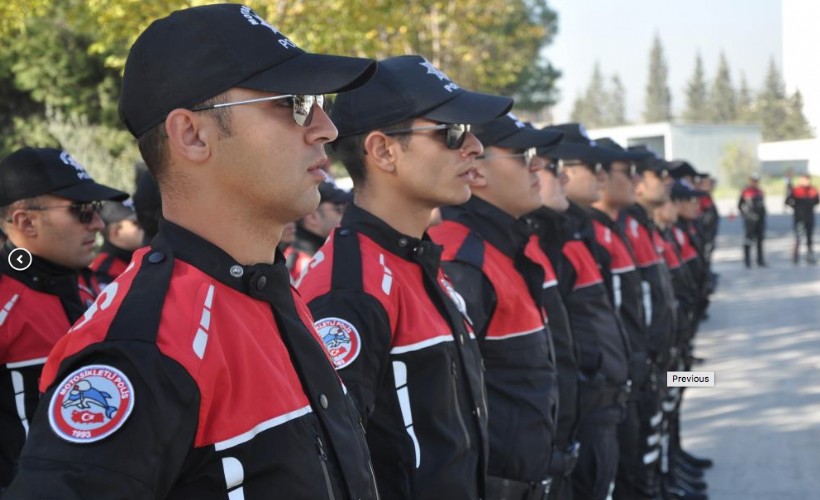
[
  {"xmin": 785, "ymin": 174, "xmax": 819, "ymax": 264},
  {"xmin": 738, "ymin": 173, "xmax": 767, "ymax": 268}
]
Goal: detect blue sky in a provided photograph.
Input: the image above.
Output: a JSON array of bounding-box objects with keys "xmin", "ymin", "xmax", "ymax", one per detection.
[{"xmin": 546, "ymin": 0, "xmax": 782, "ymax": 122}]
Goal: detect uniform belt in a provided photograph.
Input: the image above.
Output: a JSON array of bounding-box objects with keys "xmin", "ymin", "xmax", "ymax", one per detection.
[
  {"xmin": 486, "ymin": 475, "xmax": 552, "ymax": 500},
  {"xmin": 547, "ymin": 441, "xmax": 580, "ymax": 477}
]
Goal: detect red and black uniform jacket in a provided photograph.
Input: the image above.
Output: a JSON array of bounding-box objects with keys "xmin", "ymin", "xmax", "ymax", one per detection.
[
  {"xmin": 532, "ymin": 205, "xmax": 630, "ymax": 423},
  {"xmin": 85, "ymin": 241, "xmax": 135, "ymax": 295},
  {"xmin": 738, "ymin": 186, "xmax": 766, "ymax": 224},
  {"xmin": 655, "ymin": 227, "xmax": 697, "ymax": 354},
  {"xmin": 621, "ymin": 204, "xmax": 678, "ymax": 369},
  {"xmin": 786, "ymin": 185, "xmax": 819, "ymax": 224},
  {"xmin": 430, "ymin": 197, "xmax": 559, "ymax": 483},
  {"xmin": 6, "ymin": 221, "xmax": 379, "ymax": 500},
  {"xmin": 697, "ymin": 194, "xmax": 719, "ymax": 249},
  {"xmin": 589, "ymin": 208, "xmax": 653, "ymax": 387},
  {"xmin": 298, "ymin": 205, "xmax": 488, "ymax": 500},
  {"xmin": 522, "ymin": 208, "xmax": 580, "ymax": 453},
  {"xmin": 0, "ymin": 243, "xmax": 86, "ymax": 489}
]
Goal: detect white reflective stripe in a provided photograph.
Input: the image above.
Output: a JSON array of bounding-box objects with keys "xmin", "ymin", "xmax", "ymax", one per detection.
[
  {"xmin": 643, "ymin": 448, "xmax": 660, "ymax": 465},
  {"xmin": 641, "ymin": 281, "xmax": 652, "ymax": 327},
  {"xmin": 661, "ymin": 400, "xmax": 676, "ymax": 412},
  {"xmin": 193, "ymin": 285, "xmax": 214, "ymax": 360},
  {"xmin": 222, "ymin": 456, "xmax": 244, "ymax": 489},
  {"xmin": 6, "ymin": 357, "xmax": 48, "ymax": 369},
  {"xmin": 390, "ymin": 334, "xmax": 453, "ymax": 354},
  {"xmin": 192, "ymin": 329, "xmax": 208, "ymax": 360},
  {"xmin": 214, "ymin": 405, "xmax": 312, "ymax": 451},
  {"xmin": 379, "ymin": 254, "xmax": 393, "ymax": 295},
  {"xmin": 542, "ymin": 279, "xmax": 558, "ymax": 289},
  {"xmin": 650, "ymin": 411, "xmax": 663, "ymax": 427},
  {"xmin": 393, "ymin": 361, "xmax": 421, "ymax": 468},
  {"xmin": 647, "ymin": 432, "xmax": 661, "ymax": 447},
  {"xmin": 611, "ymin": 265, "xmax": 636, "ymax": 273},
  {"xmin": 228, "ymin": 488, "xmax": 245, "ymax": 500},
  {"xmin": 11, "ymin": 370, "xmax": 28, "ymax": 435},
  {"xmin": 0, "ymin": 293, "xmax": 19, "ymax": 326},
  {"xmin": 613, "ymin": 274, "xmax": 622, "ymax": 309},
  {"xmin": 484, "ymin": 326, "xmax": 542, "ymax": 341}
]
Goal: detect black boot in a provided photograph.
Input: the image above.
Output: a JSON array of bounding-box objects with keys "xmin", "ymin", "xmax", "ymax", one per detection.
[
  {"xmin": 743, "ymin": 245, "xmax": 751, "ymax": 268},
  {"xmin": 793, "ymin": 243, "xmax": 799, "ymax": 264},
  {"xmin": 756, "ymin": 240, "xmax": 766, "ymax": 267}
]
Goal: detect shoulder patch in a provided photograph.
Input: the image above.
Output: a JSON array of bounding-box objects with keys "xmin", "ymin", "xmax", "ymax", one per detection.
[
  {"xmin": 314, "ymin": 317, "xmax": 361, "ymax": 369},
  {"xmin": 48, "ymin": 365, "xmax": 135, "ymax": 443}
]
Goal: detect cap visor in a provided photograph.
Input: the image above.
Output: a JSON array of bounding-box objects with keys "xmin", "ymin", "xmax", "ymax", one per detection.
[
  {"xmin": 239, "ymin": 53, "xmax": 377, "ymax": 95},
  {"xmin": 496, "ymin": 128, "xmax": 563, "ymax": 149},
  {"xmin": 52, "ymin": 183, "xmax": 129, "ymax": 202},
  {"xmin": 423, "ymin": 91, "xmax": 513, "ymax": 125},
  {"xmin": 539, "ymin": 143, "xmax": 617, "ymax": 164}
]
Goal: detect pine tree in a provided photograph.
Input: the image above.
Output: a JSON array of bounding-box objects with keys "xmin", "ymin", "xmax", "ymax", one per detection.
[
  {"xmin": 606, "ymin": 75, "xmax": 627, "ymax": 126},
  {"xmin": 707, "ymin": 52, "xmax": 737, "ymax": 122},
  {"xmin": 570, "ymin": 62, "xmax": 607, "ymax": 127},
  {"xmin": 781, "ymin": 90, "xmax": 814, "ymax": 139},
  {"xmin": 736, "ymin": 72, "xmax": 755, "ymax": 123},
  {"xmin": 570, "ymin": 94, "xmax": 587, "ymax": 124},
  {"xmin": 757, "ymin": 57, "xmax": 789, "ymax": 141},
  {"xmin": 682, "ymin": 52, "xmax": 708, "ymax": 122},
  {"xmin": 643, "ymin": 33, "xmax": 672, "ymax": 123}
]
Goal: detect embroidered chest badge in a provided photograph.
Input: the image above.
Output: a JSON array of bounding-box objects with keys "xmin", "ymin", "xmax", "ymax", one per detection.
[
  {"xmin": 48, "ymin": 365, "xmax": 135, "ymax": 443},
  {"xmin": 315, "ymin": 317, "xmax": 361, "ymax": 369}
]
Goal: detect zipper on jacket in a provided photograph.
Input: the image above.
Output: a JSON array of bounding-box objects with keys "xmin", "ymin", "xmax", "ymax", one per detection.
[
  {"xmin": 450, "ymin": 360, "xmax": 472, "ymax": 450},
  {"xmin": 315, "ymin": 435, "xmax": 337, "ymax": 500}
]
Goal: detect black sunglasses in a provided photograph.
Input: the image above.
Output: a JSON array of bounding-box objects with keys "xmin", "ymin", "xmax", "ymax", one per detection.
[
  {"xmin": 478, "ymin": 147, "xmax": 537, "ymax": 167},
  {"xmin": 190, "ymin": 94, "xmax": 325, "ymax": 127},
  {"xmin": 383, "ymin": 123, "xmax": 471, "ymax": 150},
  {"xmin": 611, "ymin": 163, "xmax": 638, "ymax": 177},
  {"xmin": 26, "ymin": 200, "xmax": 103, "ymax": 224},
  {"xmin": 544, "ymin": 160, "xmax": 563, "ymax": 177},
  {"xmin": 560, "ymin": 160, "xmax": 603, "ymax": 175}
]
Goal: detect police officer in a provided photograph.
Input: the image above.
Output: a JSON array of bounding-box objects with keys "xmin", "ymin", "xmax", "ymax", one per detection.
[
  {"xmin": 85, "ymin": 199, "xmax": 145, "ymax": 294},
  {"xmin": 298, "ymin": 55, "xmax": 512, "ymax": 499},
  {"xmin": 531, "ymin": 124, "xmax": 631, "ymax": 500},
  {"xmin": 785, "ymin": 174, "xmax": 819, "ymax": 264},
  {"xmin": 132, "ymin": 167, "xmax": 161, "ymax": 244},
  {"xmin": 429, "ymin": 113, "xmax": 563, "ymax": 499},
  {"xmin": 0, "ymin": 147, "xmax": 127, "ymax": 490},
  {"xmin": 6, "ymin": 5, "xmax": 380, "ymax": 499},
  {"xmin": 287, "ymin": 180, "xmax": 351, "ymax": 281},
  {"xmin": 738, "ymin": 173, "xmax": 767, "ymax": 268}
]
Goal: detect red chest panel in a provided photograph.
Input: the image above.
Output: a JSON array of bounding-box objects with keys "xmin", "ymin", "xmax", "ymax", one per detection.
[
  {"xmin": 673, "ymin": 227, "xmax": 698, "ymax": 263},
  {"xmin": 592, "ymin": 220, "xmax": 636, "ymax": 274},
  {"xmin": 524, "ymin": 234, "xmax": 558, "ymax": 290},
  {"xmin": 562, "ymin": 240, "xmax": 604, "ymax": 291},
  {"xmin": 623, "ymin": 216, "xmax": 663, "ymax": 268},
  {"xmin": 653, "ymin": 232, "xmax": 681, "ymax": 269}
]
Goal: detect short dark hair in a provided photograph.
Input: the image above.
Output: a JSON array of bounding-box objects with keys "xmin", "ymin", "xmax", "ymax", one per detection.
[
  {"xmin": 137, "ymin": 93, "xmax": 233, "ymax": 180},
  {"xmin": 0, "ymin": 198, "xmax": 40, "ymax": 230},
  {"xmin": 330, "ymin": 118, "xmax": 415, "ymax": 187}
]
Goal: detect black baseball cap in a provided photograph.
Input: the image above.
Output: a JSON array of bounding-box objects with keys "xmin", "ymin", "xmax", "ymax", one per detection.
[
  {"xmin": 670, "ymin": 180, "xmax": 707, "ymax": 200},
  {"xmin": 100, "ymin": 199, "xmax": 138, "ymax": 224},
  {"xmin": 0, "ymin": 147, "xmax": 128, "ymax": 206},
  {"xmin": 330, "ymin": 55, "xmax": 513, "ymax": 137},
  {"xmin": 473, "ymin": 113, "xmax": 563, "ymax": 149},
  {"xmin": 318, "ymin": 180, "xmax": 353, "ymax": 204},
  {"xmin": 538, "ymin": 123, "xmax": 619, "ymax": 164},
  {"xmin": 596, "ymin": 138, "xmax": 656, "ymax": 162},
  {"xmin": 668, "ymin": 160, "xmax": 698, "ymax": 179},
  {"xmin": 120, "ymin": 3, "xmax": 377, "ymax": 137},
  {"xmin": 638, "ymin": 157, "xmax": 674, "ymax": 177}
]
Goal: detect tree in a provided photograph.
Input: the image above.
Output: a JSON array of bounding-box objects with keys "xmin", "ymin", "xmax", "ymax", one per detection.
[
  {"xmin": 720, "ymin": 140, "xmax": 758, "ymax": 189},
  {"xmin": 570, "ymin": 63, "xmax": 627, "ymax": 128},
  {"xmin": 643, "ymin": 33, "xmax": 672, "ymax": 123},
  {"xmin": 707, "ymin": 52, "xmax": 736, "ymax": 122},
  {"xmin": 736, "ymin": 72, "xmax": 755, "ymax": 123},
  {"xmin": 682, "ymin": 52, "xmax": 708, "ymax": 122},
  {"xmin": 757, "ymin": 58, "xmax": 789, "ymax": 141},
  {"xmin": 781, "ymin": 90, "xmax": 814, "ymax": 139},
  {"xmin": 606, "ymin": 75, "xmax": 627, "ymax": 126}
]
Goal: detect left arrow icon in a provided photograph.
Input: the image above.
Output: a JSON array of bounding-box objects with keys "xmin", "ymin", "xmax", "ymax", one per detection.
[{"xmin": 8, "ymin": 248, "xmax": 32, "ymax": 271}]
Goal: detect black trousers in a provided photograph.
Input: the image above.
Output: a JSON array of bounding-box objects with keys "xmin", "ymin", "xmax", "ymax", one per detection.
[
  {"xmin": 794, "ymin": 218, "xmax": 815, "ymax": 255},
  {"xmin": 743, "ymin": 219, "xmax": 765, "ymax": 264},
  {"xmin": 613, "ymin": 386, "xmax": 662, "ymax": 500},
  {"xmin": 571, "ymin": 418, "xmax": 620, "ymax": 500}
]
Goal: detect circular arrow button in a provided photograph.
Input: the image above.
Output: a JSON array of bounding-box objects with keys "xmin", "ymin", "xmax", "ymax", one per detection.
[{"xmin": 8, "ymin": 248, "xmax": 33, "ymax": 271}]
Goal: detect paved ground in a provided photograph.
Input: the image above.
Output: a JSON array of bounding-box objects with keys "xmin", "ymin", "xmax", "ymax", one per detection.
[{"xmin": 681, "ymin": 210, "xmax": 820, "ymax": 499}]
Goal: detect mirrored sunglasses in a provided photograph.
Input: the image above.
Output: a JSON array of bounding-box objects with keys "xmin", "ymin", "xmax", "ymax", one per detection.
[
  {"xmin": 190, "ymin": 94, "xmax": 325, "ymax": 127},
  {"xmin": 384, "ymin": 123, "xmax": 471, "ymax": 150}
]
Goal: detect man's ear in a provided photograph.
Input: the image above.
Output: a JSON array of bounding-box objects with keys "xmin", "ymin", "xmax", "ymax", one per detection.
[
  {"xmin": 8, "ymin": 208, "xmax": 38, "ymax": 237},
  {"xmin": 164, "ymin": 109, "xmax": 213, "ymax": 163},
  {"xmin": 363, "ymin": 132, "xmax": 400, "ymax": 174}
]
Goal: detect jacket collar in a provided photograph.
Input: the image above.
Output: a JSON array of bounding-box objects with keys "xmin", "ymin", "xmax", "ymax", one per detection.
[
  {"xmin": 441, "ymin": 195, "xmax": 531, "ymax": 258},
  {"xmin": 99, "ymin": 240, "xmax": 134, "ymax": 264}
]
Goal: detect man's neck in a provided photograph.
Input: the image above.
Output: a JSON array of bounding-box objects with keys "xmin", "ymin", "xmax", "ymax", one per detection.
[
  {"xmin": 591, "ymin": 200, "xmax": 619, "ymax": 220},
  {"xmin": 354, "ymin": 187, "xmax": 435, "ymax": 239}
]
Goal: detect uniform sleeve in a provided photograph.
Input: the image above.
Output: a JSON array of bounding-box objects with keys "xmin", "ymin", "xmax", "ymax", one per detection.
[
  {"xmin": 5, "ymin": 342, "xmax": 199, "ymax": 499},
  {"xmin": 307, "ymin": 291, "xmax": 392, "ymax": 425},
  {"xmin": 440, "ymin": 261, "xmax": 496, "ymax": 339}
]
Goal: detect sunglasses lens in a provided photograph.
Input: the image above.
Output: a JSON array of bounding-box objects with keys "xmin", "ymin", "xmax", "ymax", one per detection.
[
  {"xmin": 445, "ymin": 124, "xmax": 469, "ymax": 149},
  {"xmin": 292, "ymin": 95, "xmax": 324, "ymax": 127},
  {"xmin": 71, "ymin": 202, "xmax": 99, "ymax": 224}
]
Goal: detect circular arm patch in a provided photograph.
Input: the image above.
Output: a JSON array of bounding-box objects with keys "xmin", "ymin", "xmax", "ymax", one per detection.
[
  {"xmin": 314, "ymin": 317, "xmax": 361, "ymax": 369},
  {"xmin": 48, "ymin": 365, "xmax": 136, "ymax": 443}
]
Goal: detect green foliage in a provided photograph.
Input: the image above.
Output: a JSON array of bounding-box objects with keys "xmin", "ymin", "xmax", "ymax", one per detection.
[
  {"xmin": 755, "ymin": 58, "xmax": 813, "ymax": 141},
  {"xmin": 570, "ymin": 62, "xmax": 627, "ymax": 128},
  {"xmin": 736, "ymin": 73, "xmax": 754, "ymax": 123},
  {"xmin": 720, "ymin": 140, "xmax": 758, "ymax": 189},
  {"xmin": 682, "ymin": 52, "xmax": 707, "ymax": 122},
  {"xmin": 707, "ymin": 53, "xmax": 736, "ymax": 122},
  {"xmin": 643, "ymin": 33, "xmax": 672, "ymax": 123},
  {"xmin": 780, "ymin": 89, "xmax": 814, "ymax": 140}
]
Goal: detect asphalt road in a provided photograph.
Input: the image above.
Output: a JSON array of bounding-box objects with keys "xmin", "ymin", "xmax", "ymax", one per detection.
[{"xmin": 681, "ymin": 210, "xmax": 820, "ymax": 499}]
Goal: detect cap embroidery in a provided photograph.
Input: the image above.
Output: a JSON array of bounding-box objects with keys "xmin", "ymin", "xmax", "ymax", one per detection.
[
  {"xmin": 59, "ymin": 151, "xmax": 91, "ymax": 180},
  {"xmin": 419, "ymin": 60, "xmax": 460, "ymax": 93},
  {"xmin": 239, "ymin": 6, "xmax": 297, "ymax": 49}
]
